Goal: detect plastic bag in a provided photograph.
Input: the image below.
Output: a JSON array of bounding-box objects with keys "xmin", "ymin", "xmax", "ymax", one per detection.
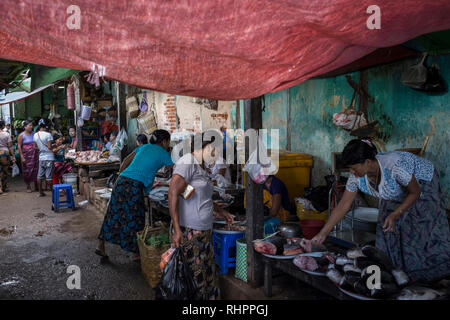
[
  {"xmin": 155, "ymin": 247, "xmax": 197, "ymax": 300},
  {"xmin": 160, "ymin": 247, "xmax": 175, "ymax": 270},
  {"xmin": 12, "ymin": 163, "xmax": 19, "ymax": 178},
  {"xmin": 106, "ymin": 173, "xmax": 118, "ymax": 189},
  {"xmin": 115, "ymin": 128, "xmax": 128, "ymax": 151},
  {"xmin": 333, "ymin": 109, "xmax": 367, "ymax": 131},
  {"xmin": 243, "ymin": 139, "xmax": 277, "ymax": 184},
  {"xmin": 401, "ymin": 53, "xmax": 447, "ymax": 93}
]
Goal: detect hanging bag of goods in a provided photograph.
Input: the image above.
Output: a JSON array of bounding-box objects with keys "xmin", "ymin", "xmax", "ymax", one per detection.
[
  {"xmin": 333, "ymin": 87, "xmax": 367, "ymax": 131},
  {"xmin": 137, "ymin": 91, "xmax": 157, "ymax": 134},
  {"xmin": 126, "ymin": 96, "xmax": 140, "ymax": 118}
]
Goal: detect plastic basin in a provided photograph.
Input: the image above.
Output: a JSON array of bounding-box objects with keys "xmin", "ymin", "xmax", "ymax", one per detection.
[{"xmin": 299, "ymin": 219, "xmax": 325, "ymax": 240}]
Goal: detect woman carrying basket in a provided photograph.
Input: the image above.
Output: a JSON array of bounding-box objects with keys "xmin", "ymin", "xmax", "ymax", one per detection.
[{"xmin": 96, "ymin": 130, "xmax": 173, "ymax": 262}]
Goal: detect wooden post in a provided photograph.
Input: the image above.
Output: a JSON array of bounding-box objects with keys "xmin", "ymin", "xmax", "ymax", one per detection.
[
  {"xmin": 73, "ymin": 75, "xmax": 82, "ymax": 151},
  {"xmin": 244, "ymin": 96, "xmax": 264, "ymax": 288},
  {"xmin": 115, "ymin": 81, "xmax": 128, "ymax": 161}
]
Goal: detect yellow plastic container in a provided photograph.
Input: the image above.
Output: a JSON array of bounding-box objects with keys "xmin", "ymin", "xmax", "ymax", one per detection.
[
  {"xmin": 296, "ymin": 202, "xmax": 328, "ymax": 222},
  {"xmin": 271, "ymin": 150, "xmax": 313, "ymax": 207}
]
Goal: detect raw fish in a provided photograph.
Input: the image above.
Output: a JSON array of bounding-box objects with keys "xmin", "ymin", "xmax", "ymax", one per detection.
[
  {"xmin": 391, "ymin": 269, "xmax": 410, "ymax": 287},
  {"xmin": 396, "ymin": 286, "xmax": 445, "ymax": 300},
  {"xmin": 347, "ymin": 248, "xmax": 365, "ymax": 259},
  {"xmin": 361, "ymin": 245, "xmax": 394, "ymax": 271},
  {"xmin": 326, "ymin": 268, "xmax": 343, "ymax": 284}
]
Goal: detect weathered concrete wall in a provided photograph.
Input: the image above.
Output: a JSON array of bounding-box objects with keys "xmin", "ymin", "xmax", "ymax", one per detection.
[
  {"xmin": 153, "ymin": 92, "xmax": 233, "ymax": 132},
  {"xmin": 258, "ymin": 54, "xmax": 450, "ymax": 207}
]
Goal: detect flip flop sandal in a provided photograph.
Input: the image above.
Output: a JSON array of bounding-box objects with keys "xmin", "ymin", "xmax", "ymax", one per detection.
[{"xmin": 95, "ymin": 249, "xmax": 109, "ymax": 259}]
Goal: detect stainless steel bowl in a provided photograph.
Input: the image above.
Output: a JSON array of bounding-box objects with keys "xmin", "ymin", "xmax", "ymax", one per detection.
[{"xmin": 277, "ymin": 223, "xmax": 302, "ymax": 238}]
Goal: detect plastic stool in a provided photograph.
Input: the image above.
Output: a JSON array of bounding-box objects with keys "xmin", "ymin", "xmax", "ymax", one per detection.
[
  {"xmin": 212, "ymin": 231, "xmax": 245, "ymax": 274},
  {"xmin": 52, "ymin": 184, "xmax": 76, "ymax": 212}
]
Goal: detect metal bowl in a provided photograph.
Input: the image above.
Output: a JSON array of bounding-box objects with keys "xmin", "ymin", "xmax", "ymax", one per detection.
[{"xmin": 277, "ymin": 223, "xmax": 302, "ymax": 238}]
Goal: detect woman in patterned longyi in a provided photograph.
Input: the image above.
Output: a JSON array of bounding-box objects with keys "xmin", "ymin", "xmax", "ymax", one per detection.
[{"xmin": 312, "ymin": 138, "xmax": 450, "ymax": 283}]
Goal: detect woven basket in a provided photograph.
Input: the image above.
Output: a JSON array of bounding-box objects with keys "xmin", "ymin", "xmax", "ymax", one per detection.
[
  {"xmin": 137, "ymin": 224, "xmax": 170, "ymax": 288},
  {"xmin": 136, "ymin": 198, "xmax": 171, "ymax": 288}
]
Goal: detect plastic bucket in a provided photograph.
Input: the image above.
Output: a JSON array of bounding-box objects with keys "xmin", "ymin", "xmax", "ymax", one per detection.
[
  {"xmin": 235, "ymin": 238, "xmax": 247, "ymax": 282},
  {"xmin": 299, "ymin": 219, "xmax": 325, "ymax": 240},
  {"xmin": 63, "ymin": 173, "xmax": 78, "ymax": 194}
]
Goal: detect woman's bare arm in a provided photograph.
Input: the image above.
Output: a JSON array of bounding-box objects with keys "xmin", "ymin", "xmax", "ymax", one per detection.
[
  {"xmin": 168, "ymin": 174, "xmax": 187, "ymax": 247},
  {"xmin": 269, "ymin": 193, "xmax": 282, "ymax": 217},
  {"xmin": 17, "ymin": 134, "xmax": 24, "ymax": 159}
]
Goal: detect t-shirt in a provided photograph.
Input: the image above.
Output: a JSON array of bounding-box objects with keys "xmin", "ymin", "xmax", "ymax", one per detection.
[
  {"xmin": 33, "ymin": 131, "xmax": 54, "ymax": 161},
  {"xmin": 264, "ymin": 176, "xmax": 291, "ymax": 212},
  {"xmin": 345, "ymin": 151, "xmax": 434, "ymax": 201},
  {"xmin": 173, "ymin": 153, "xmax": 214, "ymax": 231},
  {"xmin": 0, "ymin": 131, "xmax": 12, "ymax": 152},
  {"xmin": 120, "ymin": 144, "xmax": 173, "ymax": 192}
]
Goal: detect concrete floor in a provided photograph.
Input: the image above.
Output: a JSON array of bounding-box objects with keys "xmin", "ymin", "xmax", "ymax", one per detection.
[{"xmin": 0, "ymin": 177, "xmax": 331, "ymax": 300}]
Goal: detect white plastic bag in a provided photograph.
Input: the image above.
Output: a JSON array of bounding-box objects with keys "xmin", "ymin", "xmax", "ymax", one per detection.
[
  {"xmin": 333, "ymin": 110, "xmax": 367, "ymax": 131},
  {"xmin": 12, "ymin": 163, "xmax": 19, "ymax": 178},
  {"xmin": 243, "ymin": 139, "xmax": 277, "ymax": 184},
  {"xmin": 115, "ymin": 128, "xmax": 128, "ymax": 150}
]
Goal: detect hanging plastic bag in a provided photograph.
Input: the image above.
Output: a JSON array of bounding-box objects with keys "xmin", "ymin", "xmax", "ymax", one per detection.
[
  {"xmin": 401, "ymin": 52, "xmax": 428, "ymax": 90},
  {"xmin": 154, "ymin": 247, "xmax": 197, "ymax": 300},
  {"xmin": 401, "ymin": 53, "xmax": 447, "ymax": 93},
  {"xmin": 12, "ymin": 163, "xmax": 20, "ymax": 178},
  {"xmin": 115, "ymin": 128, "xmax": 128, "ymax": 151},
  {"xmin": 139, "ymin": 92, "xmax": 149, "ymax": 113},
  {"xmin": 243, "ymin": 138, "xmax": 277, "ymax": 184}
]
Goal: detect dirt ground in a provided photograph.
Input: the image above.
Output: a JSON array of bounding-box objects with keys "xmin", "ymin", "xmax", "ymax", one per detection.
[{"xmin": 0, "ymin": 176, "xmax": 332, "ymax": 300}]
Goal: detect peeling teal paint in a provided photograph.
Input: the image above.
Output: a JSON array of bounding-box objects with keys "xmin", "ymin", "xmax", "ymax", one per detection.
[{"xmin": 235, "ymin": 54, "xmax": 450, "ymax": 208}]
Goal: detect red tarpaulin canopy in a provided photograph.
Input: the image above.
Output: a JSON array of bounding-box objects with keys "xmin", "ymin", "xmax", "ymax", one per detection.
[{"xmin": 1, "ymin": 0, "xmax": 450, "ymax": 100}]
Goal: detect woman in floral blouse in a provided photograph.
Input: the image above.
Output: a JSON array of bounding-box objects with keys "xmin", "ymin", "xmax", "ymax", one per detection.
[{"xmin": 312, "ymin": 138, "xmax": 450, "ymax": 283}]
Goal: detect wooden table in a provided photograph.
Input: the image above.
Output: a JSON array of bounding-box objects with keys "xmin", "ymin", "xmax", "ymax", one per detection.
[{"xmin": 261, "ymin": 255, "xmax": 353, "ymax": 300}]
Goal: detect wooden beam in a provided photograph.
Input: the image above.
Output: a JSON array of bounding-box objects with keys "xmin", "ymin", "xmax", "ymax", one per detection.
[
  {"xmin": 244, "ymin": 96, "xmax": 264, "ymax": 288},
  {"xmin": 73, "ymin": 75, "xmax": 82, "ymax": 151},
  {"xmin": 115, "ymin": 81, "xmax": 128, "ymax": 161}
]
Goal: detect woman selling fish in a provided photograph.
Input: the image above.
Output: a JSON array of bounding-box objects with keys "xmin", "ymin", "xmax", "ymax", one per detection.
[
  {"xmin": 312, "ymin": 138, "xmax": 450, "ymax": 283},
  {"xmin": 169, "ymin": 132, "xmax": 234, "ymax": 300},
  {"xmin": 96, "ymin": 129, "xmax": 174, "ymax": 262}
]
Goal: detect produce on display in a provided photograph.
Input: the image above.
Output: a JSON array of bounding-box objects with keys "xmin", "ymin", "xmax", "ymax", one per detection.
[
  {"xmin": 396, "ymin": 286, "xmax": 445, "ymax": 300},
  {"xmin": 73, "ymin": 150, "xmax": 110, "ymax": 163},
  {"xmin": 283, "ymin": 244, "xmax": 304, "ymax": 256},
  {"xmin": 145, "ymin": 233, "xmax": 170, "ymax": 248},
  {"xmin": 293, "ymin": 256, "xmax": 319, "ymax": 272},
  {"xmin": 253, "ymin": 236, "xmax": 287, "ymax": 256}
]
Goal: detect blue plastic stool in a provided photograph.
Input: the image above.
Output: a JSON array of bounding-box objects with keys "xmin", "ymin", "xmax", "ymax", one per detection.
[
  {"xmin": 52, "ymin": 184, "xmax": 75, "ymax": 212},
  {"xmin": 212, "ymin": 231, "xmax": 245, "ymax": 274}
]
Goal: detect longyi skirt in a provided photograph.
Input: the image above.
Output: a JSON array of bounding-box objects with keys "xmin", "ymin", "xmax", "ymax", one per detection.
[
  {"xmin": 98, "ymin": 176, "xmax": 146, "ymax": 253},
  {"xmin": 376, "ymin": 171, "xmax": 450, "ymax": 283}
]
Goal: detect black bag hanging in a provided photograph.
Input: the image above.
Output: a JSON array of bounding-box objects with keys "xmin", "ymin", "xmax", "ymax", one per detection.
[
  {"xmin": 401, "ymin": 53, "xmax": 447, "ymax": 93},
  {"xmin": 423, "ymin": 63, "xmax": 447, "ymax": 93},
  {"xmin": 154, "ymin": 247, "xmax": 197, "ymax": 300}
]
